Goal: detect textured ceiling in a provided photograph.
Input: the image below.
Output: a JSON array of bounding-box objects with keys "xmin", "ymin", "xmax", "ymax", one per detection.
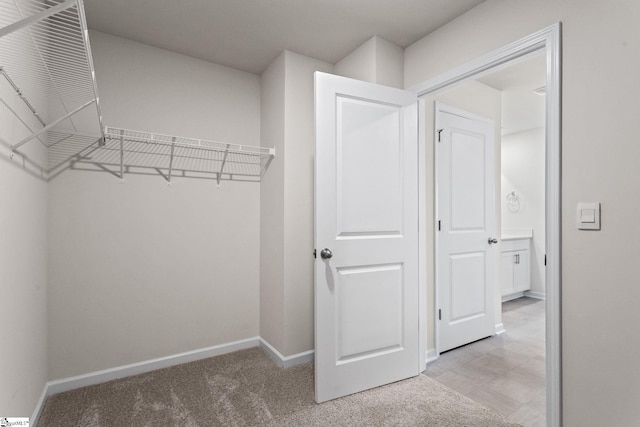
[{"xmin": 84, "ymin": 0, "xmax": 485, "ymax": 75}]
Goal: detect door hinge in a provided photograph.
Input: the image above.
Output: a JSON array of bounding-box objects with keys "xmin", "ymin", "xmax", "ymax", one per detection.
[
  {"xmin": 438, "ymin": 309, "xmax": 442, "ymax": 320},
  {"xmin": 544, "ymin": 254, "xmax": 547, "ymax": 266},
  {"xmin": 437, "ymin": 129, "xmax": 443, "ymax": 142},
  {"xmin": 313, "ymin": 249, "xmax": 316, "ymax": 259},
  {"xmin": 438, "ymin": 220, "xmax": 441, "ymax": 231}
]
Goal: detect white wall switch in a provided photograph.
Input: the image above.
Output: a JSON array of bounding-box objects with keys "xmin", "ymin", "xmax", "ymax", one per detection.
[{"xmin": 577, "ymin": 202, "xmax": 600, "ymax": 230}]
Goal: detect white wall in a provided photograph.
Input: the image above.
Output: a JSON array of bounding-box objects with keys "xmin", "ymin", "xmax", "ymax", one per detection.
[
  {"xmin": 260, "ymin": 52, "xmax": 286, "ymax": 352},
  {"xmin": 282, "ymin": 51, "xmax": 333, "ymax": 355},
  {"xmin": 334, "ymin": 37, "xmax": 376, "ymax": 84},
  {"xmin": 47, "ymin": 31, "xmax": 262, "ymax": 379},
  {"xmin": 422, "ymin": 80, "xmax": 502, "ymax": 352},
  {"xmin": 501, "ymin": 128, "xmax": 545, "ymax": 295},
  {"xmin": 0, "ymin": 78, "xmax": 48, "ymax": 417},
  {"xmin": 260, "ymin": 51, "xmax": 333, "ymax": 357},
  {"xmin": 335, "ymin": 36, "xmax": 403, "ymax": 89},
  {"xmin": 405, "ymin": 0, "xmax": 640, "ymax": 424}
]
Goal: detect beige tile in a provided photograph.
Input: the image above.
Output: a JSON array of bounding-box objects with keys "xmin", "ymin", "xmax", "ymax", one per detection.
[
  {"xmin": 487, "ymin": 370, "xmax": 545, "ymax": 404},
  {"xmin": 431, "ymin": 369, "xmax": 483, "ymax": 395},
  {"xmin": 466, "ymin": 352, "xmax": 524, "ymax": 376},
  {"xmin": 526, "ymin": 389, "xmax": 546, "ymax": 413},
  {"xmin": 463, "ymin": 337, "xmax": 500, "ymax": 354},
  {"xmin": 488, "ymin": 333, "xmax": 518, "ymax": 348},
  {"xmin": 423, "ymin": 363, "xmax": 447, "ymax": 378},
  {"xmin": 448, "ymin": 343, "xmax": 485, "ymax": 361},
  {"xmin": 432, "ymin": 297, "xmax": 547, "ymax": 427},
  {"xmin": 509, "ymin": 404, "xmax": 546, "ymax": 427},
  {"xmin": 451, "ymin": 361, "xmax": 501, "ymax": 384},
  {"xmin": 488, "ymin": 346, "xmax": 533, "ymax": 368},
  {"xmin": 512, "ymin": 356, "xmax": 546, "ymax": 380},
  {"xmin": 466, "ymin": 386, "xmax": 523, "ymax": 417},
  {"xmin": 502, "ymin": 341, "xmax": 540, "ymax": 358},
  {"xmin": 427, "ymin": 352, "xmax": 465, "ymax": 371}
]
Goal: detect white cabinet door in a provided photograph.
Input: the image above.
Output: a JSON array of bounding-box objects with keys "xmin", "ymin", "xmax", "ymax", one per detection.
[
  {"xmin": 513, "ymin": 249, "xmax": 530, "ymax": 292},
  {"xmin": 501, "ymin": 239, "xmax": 531, "ymax": 298},
  {"xmin": 501, "ymin": 251, "xmax": 515, "ymax": 295},
  {"xmin": 314, "ymin": 72, "xmax": 419, "ymax": 403}
]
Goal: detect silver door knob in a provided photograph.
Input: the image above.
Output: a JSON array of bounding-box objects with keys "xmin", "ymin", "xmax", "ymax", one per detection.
[
  {"xmin": 488, "ymin": 238, "xmax": 498, "ymax": 244},
  {"xmin": 320, "ymin": 248, "xmax": 333, "ymax": 259}
]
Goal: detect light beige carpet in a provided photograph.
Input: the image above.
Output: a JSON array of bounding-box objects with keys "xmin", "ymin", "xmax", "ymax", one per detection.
[{"xmin": 39, "ymin": 347, "xmax": 521, "ymax": 426}]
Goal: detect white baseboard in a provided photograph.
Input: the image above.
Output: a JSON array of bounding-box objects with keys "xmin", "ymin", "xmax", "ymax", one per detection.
[
  {"xmin": 32, "ymin": 337, "xmax": 314, "ymax": 425},
  {"xmin": 495, "ymin": 323, "xmax": 506, "ymax": 335},
  {"xmin": 259, "ymin": 338, "xmax": 314, "ymax": 368},
  {"xmin": 32, "ymin": 337, "xmax": 260, "ymax": 426},
  {"xmin": 47, "ymin": 336, "xmax": 259, "ymax": 396},
  {"xmin": 502, "ymin": 291, "xmax": 525, "ymax": 302},
  {"xmin": 31, "ymin": 383, "xmax": 49, "ymax": 427},
  {"xmin": 524, "ymin": 290, "xmax": 546, "ymax": 300}
]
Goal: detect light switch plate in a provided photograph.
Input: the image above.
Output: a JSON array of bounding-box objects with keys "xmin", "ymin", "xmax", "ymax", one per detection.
[{"xmin": 577, "ymin": 202, "xmax": 600, "ymax": 230}]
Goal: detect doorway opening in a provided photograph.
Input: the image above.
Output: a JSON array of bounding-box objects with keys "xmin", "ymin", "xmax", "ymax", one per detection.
[{"xmin": 414, "ymin": 24, "xmax": 561, "ymax": 427}]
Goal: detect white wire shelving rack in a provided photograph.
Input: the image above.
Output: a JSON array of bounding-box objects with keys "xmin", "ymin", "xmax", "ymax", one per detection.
[
  {"xmin": 0, "ymin": 0, "xmax": 105, "ymax": 167},
  {"xmin": 88, "ymin": 127, "xmax": 276, "ymax": 185},
  {"xmin": 0, "ymin": 0, "xmax": 274, "ymax": 183}
]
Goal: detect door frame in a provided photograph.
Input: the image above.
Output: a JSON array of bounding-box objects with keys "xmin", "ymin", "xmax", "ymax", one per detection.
[{"xmin": 411, "ymin": 23, "xmax": 562, "ymax": 427}]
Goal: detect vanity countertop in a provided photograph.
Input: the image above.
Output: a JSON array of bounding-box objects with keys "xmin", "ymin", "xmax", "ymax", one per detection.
[{"xmin": 501, "ymin": 229, "xmax": 533, "ymax": 241}]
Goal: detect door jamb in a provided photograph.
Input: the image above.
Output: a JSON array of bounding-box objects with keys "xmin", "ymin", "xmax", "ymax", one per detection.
[{"xmin": 411, "ymin": 23, "xmax": 562, "ymax": 427}]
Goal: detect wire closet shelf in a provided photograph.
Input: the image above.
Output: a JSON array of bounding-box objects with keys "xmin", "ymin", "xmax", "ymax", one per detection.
[
  {"xmin": 0, "ymin": 0, "xmax": 274, "ymax": 183},
  {"xmin": 100, "ymin": 127, "xmax": 275, "ymax": 185},
  {"xmin": 0, "ymin": 0, "xmax": 104, "ymax": 162}
]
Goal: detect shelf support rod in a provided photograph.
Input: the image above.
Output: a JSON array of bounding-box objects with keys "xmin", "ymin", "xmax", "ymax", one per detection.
[
  {"xmin": 0, "ymin": 88, "xmax": 47, "ymax": 147},
  {"xmin": 0, "ymin": 68, "xmax": 46, "ymax": 127},
  {"xmin": 0, "ymin": 0, "xmax": 77, "ymax": 39},
  {"xmin": 11, "ymin": 99, "xmax": 96, "ymax": 152},
  {"xmin": 77, "ymin": 0, "xmax": 105, "ymax": 144},
  {"xmin": 119, "ymin": 129, "xmax": 124, "ymax": 180},
  {"xmin": 217, "ymin": 143, "xmax": 231, "ymax": 187},
  {"xmin": 168, "ymin": 137, "xmax": 176, "ymax": 184}
]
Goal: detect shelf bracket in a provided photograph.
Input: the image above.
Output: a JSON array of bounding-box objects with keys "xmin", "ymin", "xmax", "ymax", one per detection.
[
  {"xmin": 10, "ymin": 99, "xmax": 96, "ymax": 152},
  {"xmin": 0, "ymin": 68, "xmax": 46, "ymax": 127},
  {"xmin": 261, "ymin": 154, "xmax": 275, "ymax": 179},
  {"xmin": 217, "ymin": 143, "xmax": 231, "ymax": 187},
  {"xmin": 119, "ymin": 129, "xmax": 124, "ymax": 181},
  {"xmin": 167, "ymin": 137, "xmax": 176, "ymax": 184}
]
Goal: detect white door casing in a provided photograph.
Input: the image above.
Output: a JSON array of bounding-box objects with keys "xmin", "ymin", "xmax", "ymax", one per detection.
[
  {"xmin": 435, "ymin": 103, "xmax": 496, "ymax": 353},
  {"xmin": 314, "ymin": 72, "xmax": 419, "ymax": 403},
  {"xmin": 411, "ymin": 24, "xmax": 561, "ymax": 426}
]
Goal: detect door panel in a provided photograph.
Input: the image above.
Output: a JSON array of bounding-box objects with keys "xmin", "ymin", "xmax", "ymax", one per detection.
[
  {"xmin": 337, "ymin": 97, "xmax": 403, "ymax": 236},
  {"xmin": 315, "ymin": 72, "xmax": 419, "ymax": 403},
  {"xmin": 436, "ymin": 103, "xmax": 496, "ymax": 353},
  {"xmin": 450, "ymin": 131, "xmax": 486, "ymax": 231},
  {"xmin": 336, "ymin": 263, "xmax": 404, "ymax": 362},
  {"xmin": 450, "ymin": 252, "xmax": 486, "ymax": 322}
]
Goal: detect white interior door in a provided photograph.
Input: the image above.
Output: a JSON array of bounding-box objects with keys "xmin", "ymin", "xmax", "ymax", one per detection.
[
  {"xmin": 436, "ymin": 103, "xmax": 496, "ymax": 353},
  {"xmin": 314, "ymin": 72, "xmax": 419, "ymax": 403}
]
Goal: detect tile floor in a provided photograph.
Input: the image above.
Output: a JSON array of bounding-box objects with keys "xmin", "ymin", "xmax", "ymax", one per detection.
[{"xmin": 424, "ymin": 297, "xmax": 546, "ymax": 427}]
